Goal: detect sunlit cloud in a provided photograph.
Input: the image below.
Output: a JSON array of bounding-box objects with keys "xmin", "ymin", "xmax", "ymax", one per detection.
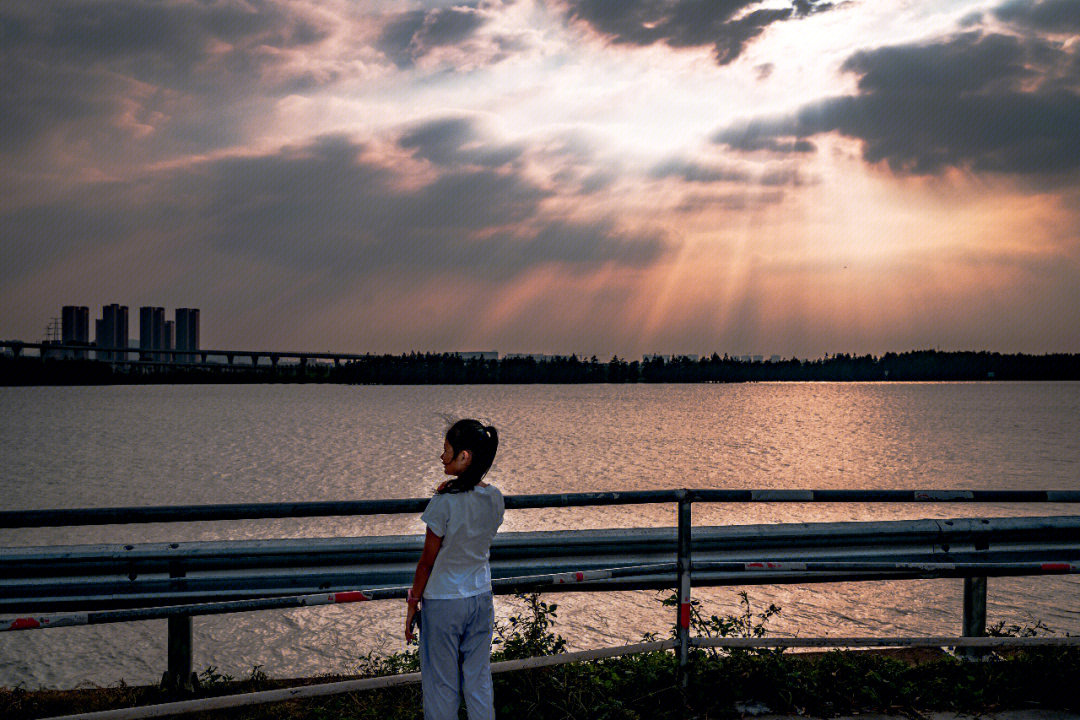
[{"xmin": 1, "ymin": 0, "xmax": 1079, "ymax": 356}]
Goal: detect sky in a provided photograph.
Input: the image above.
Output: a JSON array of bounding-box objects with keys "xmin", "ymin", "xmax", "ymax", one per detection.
[{"xmin": 2, "ymin": 0, "xmax": 1079, "ymax": 358}]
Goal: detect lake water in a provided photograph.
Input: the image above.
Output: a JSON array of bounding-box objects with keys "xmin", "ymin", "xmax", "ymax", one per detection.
[{"xmin": 1, "ymin": 382, "xmax": 1079, "ymax": 688}]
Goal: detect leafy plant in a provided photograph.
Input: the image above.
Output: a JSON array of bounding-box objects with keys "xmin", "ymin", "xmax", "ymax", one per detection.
[
  {"xmin": 659, "ymin": 589, "xmax": 781, "ymax": 657},
  {"xmin": 246, "ymin": 665, "xmax": 269, "ymax": 687},
  {"xmin": 197, "ymin": 665, "xmax": 234, "ymax": 688},
  {"xmin": 987, "ymin": 618, "xmax": 1053, "ymax": 638},
  {"xmin": 8, "ymin": 596, "xmax": 1078, "ymax": 720},
  {"xmin": 350, "ymin": 648, "xmax": 419, "ymax": 678},
  {"xmin": 492, "ymin": 593, "xmax": 568, "ymax": 660}
]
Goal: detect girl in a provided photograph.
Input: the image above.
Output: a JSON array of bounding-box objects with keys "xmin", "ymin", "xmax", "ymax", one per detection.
[{"xmin": 406, "ymin": 419, "xmax": 504, "ymax": 720}]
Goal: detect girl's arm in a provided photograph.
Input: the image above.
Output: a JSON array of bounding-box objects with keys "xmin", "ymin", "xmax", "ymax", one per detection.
[{"xmin": 405, "ymin": 527, "xmax": 442, "ymax": 641}]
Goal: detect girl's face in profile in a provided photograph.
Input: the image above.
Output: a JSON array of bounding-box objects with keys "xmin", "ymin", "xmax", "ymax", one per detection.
[{"xmin": 441, "ymin": 439, "xmax": 471, "ymax": 476}]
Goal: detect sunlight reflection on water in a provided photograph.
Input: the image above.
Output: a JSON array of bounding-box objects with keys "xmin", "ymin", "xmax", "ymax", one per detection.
[{"xmin": 1, "ymin": 382, "xmax": 1078, "ymax": 687}]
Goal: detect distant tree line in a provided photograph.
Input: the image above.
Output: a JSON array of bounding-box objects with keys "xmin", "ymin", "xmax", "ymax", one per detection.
[{"xmin": 3, "ymin": 350, "xmax": 1080, "ymax": 386}]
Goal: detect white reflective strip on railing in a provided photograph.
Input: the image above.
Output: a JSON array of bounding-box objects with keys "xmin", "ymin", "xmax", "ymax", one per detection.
[
  {"xmin": 552, "ymin": 569, "xmax": 613, "ymax": 584},
  {"xmin": 40, "ymin": 640, "xmax": 678, "ymax": 720},
  {"xmin": 3, "ymin": 613, "xmax": 88, "ymax": 631}
]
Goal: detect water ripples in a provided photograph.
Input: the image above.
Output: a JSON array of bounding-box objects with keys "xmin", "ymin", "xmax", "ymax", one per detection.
[{"xmin": 1, "ymin": 382, "xmax": 1079, "ymax": 687}]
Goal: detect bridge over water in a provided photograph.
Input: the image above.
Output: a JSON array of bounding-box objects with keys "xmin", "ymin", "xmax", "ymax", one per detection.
[{"xmin": 0, "ymin": 340, "xmax": 408, "ymax": 370}]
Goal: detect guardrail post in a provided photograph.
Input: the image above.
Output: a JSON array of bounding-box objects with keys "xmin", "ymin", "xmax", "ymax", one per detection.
[
  {"xmin": 163, "ymin": 561, "xmax": 194, "ymax": 691},
  {"xmin": 960, "ymin": 575, "xmax": 987, "ymax": 659},
  {"xmin": 676, "ymin": 490, "xmax": 692, "ymax": 692}
]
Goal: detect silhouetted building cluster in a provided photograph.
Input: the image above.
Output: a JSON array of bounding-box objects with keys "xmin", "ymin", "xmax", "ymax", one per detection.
[{"xmin": 59, "ymin": 304, "xmax": 199, "ymax": 362}]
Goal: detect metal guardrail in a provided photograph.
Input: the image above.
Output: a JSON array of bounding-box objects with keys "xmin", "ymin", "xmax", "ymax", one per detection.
[
  {"xmin": 2, "ymin": 490, "xmax": 1079, "ymax": 693},
  {"xmin": 5, "ymin": 515, "xmax": 1080, "ymax": 612},
  {"xmin": 4, "ymin": 489, "xmax": 1079, "ymax": 528},
  {"xmin": 6, "ymin": 560, "xmax": 1077, "ymax": 632}
]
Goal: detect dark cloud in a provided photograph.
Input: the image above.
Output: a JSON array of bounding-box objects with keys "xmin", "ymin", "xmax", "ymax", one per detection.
[
  {"xmin": 579, "ymin": 170, "xmax": 618, "ymax": 194},
  {"xmin": 399, "ymin": 117, "xmax": 477, "ymax": 163},
  {"xmin": 0, "ymin": 1, "xmax": 332, "ymax": 154},
  {"xmin": 994, "ymin": 0, "xmax": 1080, "ymax": 33},
  {"xmin": 714, "ymin": 135, "xmax": 816, "ymax": 153},
  {"xmin": 758, "ymin": 166, "xmax": 807, "ymax": 186},
  {"xmin": 842, "ymin": 31, "xmax": 1037, "ymax": 95},
  {"xmin": 184, "ymin": 133, "xmax": 666, "ymax": 274},
  {"xmin": 675, "ymin": 189, "xmax": 785, "ymax": 212},
  {"xmin": 649, "ymin": 156, "xmax": 805, "ymax": 211},
  {"xmin": 3, "ymin": 127, "xmax": 666, "ymax": 292},
  {"xmin": 650, "ymin": 159, "xmax": 751, "ymax": 184},
  {"xmin": 0, "ymin": 183, "xmax": 140, "ymax": 285},
  {"xmin": 0, "ymin": 1, "xmax": 328, "ymax": 86},
  {"xmin": 0, "ymin": 58, "xmax": 122, "ymax": 153},
  {"xmin": 398, "ymin": 117, "xmax": 524, "ymax": 167},
  {"xmin": 563, "ymin": 0, "xmax": 835, "ymax": 64},
  {"xmin": 649, "ymin": 158, "xmax": 809, "ymax": 189},
  {"xmin": 524, "ymin": 220, "xmax": 663, "ymax": 268},
  {"xmin": 958, "ymin": 11, "xmax": 984, "ymax": 28},
  {"xmin": 377, "ymin": 7, "xmax": 487, "ymax": 67},
  {"xmin": 644, "ymin": 157, "xmax": 808, "ymax": 215},
  {"xmin": 713, "ymin": 27, "xmax": 1080, "ymax": 178}
]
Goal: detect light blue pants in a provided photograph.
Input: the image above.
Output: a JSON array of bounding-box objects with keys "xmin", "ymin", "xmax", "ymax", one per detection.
[{"xmin": 419, "ymin": 592, "xmax": 495, "ymax": 720}]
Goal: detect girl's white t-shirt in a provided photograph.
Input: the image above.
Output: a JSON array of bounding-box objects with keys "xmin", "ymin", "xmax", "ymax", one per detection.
[{"xmin": 421, "ymin": 485, "xmax": 505, "ymax": 599}]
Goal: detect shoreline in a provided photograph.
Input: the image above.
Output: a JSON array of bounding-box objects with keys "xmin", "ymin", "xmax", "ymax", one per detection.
[{"xmin": 4, "ymin": 350, "xmax": 1080, "ymax": 385}]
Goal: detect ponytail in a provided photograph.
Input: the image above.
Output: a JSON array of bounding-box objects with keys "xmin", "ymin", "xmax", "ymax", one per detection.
[{"xmin": 439, "ymin": 419, "xmax": 498, "ymax": 494}]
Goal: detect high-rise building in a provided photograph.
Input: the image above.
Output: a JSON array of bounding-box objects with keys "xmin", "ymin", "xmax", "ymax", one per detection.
[
  {"xmin": 115, "ymin": 305, "xmax": 129, "ymax": 361},
  {"xmin": 163, "ymin": 320, "xmax": 175, "ymax": 360},
  {"xmin": 154, "ymin": 307, "xmax": 165, "ymax": 360},
  {"xmin": 61, "ymin": 306, "xmax": 89, "ymax": 359},
  {"xmin": 175, "ymin": 308, "xmax": 200, "ymax": 362},
  {"xmin": 97, "ymin": 308, "xmax": 114, "ymax": 361},
  {"xmin": 175, "ymin": 308, "xmax": 188, "ymax": 363},
  {"xmin": 97, "ymin": 304, "xmax": 129, "ymax": 361},
  {"xmin": 95, "ymin": 319, "xmax": 104, "ymax": 361},
  {"xmin": 139, "ymin": 306, "xmax": 165, "ymax": 360}
]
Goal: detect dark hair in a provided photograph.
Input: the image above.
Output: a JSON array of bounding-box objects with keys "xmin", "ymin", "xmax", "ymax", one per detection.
[{"xmin": 439, "ymin": 419, "xmax": 499, "ymax": 494}]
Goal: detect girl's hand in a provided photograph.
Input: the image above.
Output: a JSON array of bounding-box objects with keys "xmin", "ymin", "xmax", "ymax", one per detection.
[{"xmin": 405, "ymin": 603, "xmax": 418, "ymax": 643}]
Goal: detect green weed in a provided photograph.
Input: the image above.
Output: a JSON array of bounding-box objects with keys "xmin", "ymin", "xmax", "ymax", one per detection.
[{"xmin": 3, "ymin": 594, "xmax": 1079, "ymax": 719}]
